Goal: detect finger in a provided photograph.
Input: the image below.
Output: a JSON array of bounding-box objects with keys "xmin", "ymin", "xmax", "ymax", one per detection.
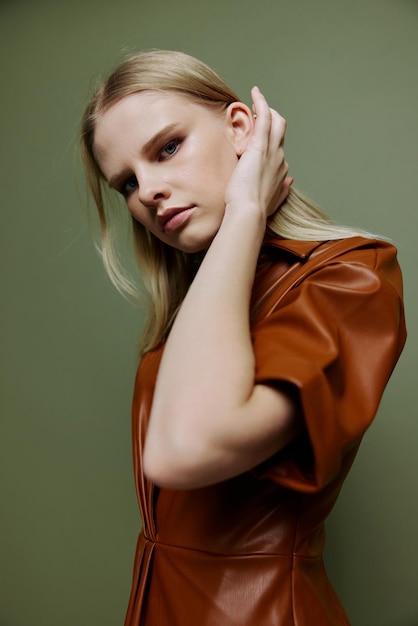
[
  {"xmin": 251, "ymin": 86, "xmax": 270, "ymax": 115},
  {"xmin": 251, "ymin": 86, "xmax": 263, "ymax": 119},
  {"xmin": 250, "ymin": 87, "xmax": 272, "ymax": 148},
  {"xmin": 269, "ymin": 108, "xmax": 287, "ymax": 148},
  {"xmin": 276, "ymin": 175, "xmax": 293, "ymax": 208}
]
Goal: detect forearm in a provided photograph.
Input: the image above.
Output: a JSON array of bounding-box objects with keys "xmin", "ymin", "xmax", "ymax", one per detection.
[{"xmin": 145, "ymin": 205, "xmax": 265, "ymax": 453}]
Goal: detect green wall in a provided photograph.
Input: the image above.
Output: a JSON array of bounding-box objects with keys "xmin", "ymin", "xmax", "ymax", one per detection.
[{"xmin": 1, "ymin": 1, "xmax": 417, "ymax": 624}]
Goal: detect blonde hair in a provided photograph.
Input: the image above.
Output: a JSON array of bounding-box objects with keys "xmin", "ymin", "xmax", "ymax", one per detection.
[{"xmin": 80, "ymin": 49, "xmax": 371, "ymax": 353}]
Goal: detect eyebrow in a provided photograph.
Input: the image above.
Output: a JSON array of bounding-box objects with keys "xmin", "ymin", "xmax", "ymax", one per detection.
[{"xmin": 108, "ymin": 122, "xmax": 179, "ymax": 189}]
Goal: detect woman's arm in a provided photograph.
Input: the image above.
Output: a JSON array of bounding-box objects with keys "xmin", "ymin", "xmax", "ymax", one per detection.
[{"xmin": 143, "ymin": 88, "xmax": 302, "ymax": 489}]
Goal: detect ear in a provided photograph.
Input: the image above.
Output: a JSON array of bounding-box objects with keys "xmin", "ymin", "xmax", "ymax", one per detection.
[{"xmin": 225, "ymin": 102, "xmax": 254, "ymax": 156}]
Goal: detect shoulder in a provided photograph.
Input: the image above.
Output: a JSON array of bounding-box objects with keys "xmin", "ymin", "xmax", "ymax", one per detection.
[
  {"xmin": 263, "ymin": 236, "xmax": 400, "ymax": 271},
  {"xmin": 253, "ymin": 236, "xmax": 403, "ymax": 317},
  {"xmin": 252, "ymin": 235, "xmax": 406, "ymax": 375}
]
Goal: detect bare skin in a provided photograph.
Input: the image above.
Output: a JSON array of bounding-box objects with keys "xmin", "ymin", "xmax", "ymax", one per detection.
[{"xmin": 95, "ymin": 87, "xmax": 301, "ymax": 489}]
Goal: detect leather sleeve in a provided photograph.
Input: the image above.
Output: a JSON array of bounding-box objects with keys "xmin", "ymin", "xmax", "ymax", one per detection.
[{"xmin": 251, "ymin": 244, "xmax": 406, "ymax": 493}]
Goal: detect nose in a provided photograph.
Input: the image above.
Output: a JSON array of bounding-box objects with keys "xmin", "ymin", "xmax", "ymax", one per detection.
[{"xmin": 136, "ymin": 167, "xmax": 170, "ymax": 206}]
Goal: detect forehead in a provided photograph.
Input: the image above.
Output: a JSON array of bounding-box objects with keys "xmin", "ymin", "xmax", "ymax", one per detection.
[
  {"xmin": 95, "ymin": 91, "xmax": 218, "ymax": 143},
  {"xmin": 93, "ymin": 90, "xmax": 224, "ymax": 167},
  {"xmin": 102, "ymin": 90, "xmax": 196, "ymax": 123}
]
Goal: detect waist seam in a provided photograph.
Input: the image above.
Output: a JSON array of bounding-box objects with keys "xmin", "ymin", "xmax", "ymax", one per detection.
[{"xmin": 141, "ymin": 532, "xmax": 322, "ymax": 560}]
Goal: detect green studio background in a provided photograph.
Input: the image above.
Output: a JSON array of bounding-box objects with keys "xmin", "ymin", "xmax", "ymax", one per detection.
[{"xmin": 1, "ymin": 1, "xmax": 417, "ymax": 624}]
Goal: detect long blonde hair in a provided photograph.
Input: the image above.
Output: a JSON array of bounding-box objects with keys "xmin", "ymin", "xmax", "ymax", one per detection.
[{"xmin": 80, "ymin": 49, "xmax": 371, "ymax": 353}]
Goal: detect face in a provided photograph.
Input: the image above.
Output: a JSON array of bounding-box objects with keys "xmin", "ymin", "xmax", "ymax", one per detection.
[{"xmin": 93, "ymin": 91, "xmax": 242, "ymax": 253}]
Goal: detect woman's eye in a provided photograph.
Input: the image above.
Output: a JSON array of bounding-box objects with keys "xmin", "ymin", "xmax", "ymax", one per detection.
[
  {"xmin": 121, "ymin": 176, "xmax": 138, "ymax": 196},
  {"xmin": 160, "ymin": 138, "xmax": 181, "ymax": 159}
]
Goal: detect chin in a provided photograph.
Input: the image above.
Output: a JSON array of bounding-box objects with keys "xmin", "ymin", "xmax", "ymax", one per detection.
[
  {"xmin": 174, "ymin": 229, "xmax": 219, "ymax": 255},
  {"xmin": 175, "ymin": 242, "xmax": 210, "ymax": 255}
]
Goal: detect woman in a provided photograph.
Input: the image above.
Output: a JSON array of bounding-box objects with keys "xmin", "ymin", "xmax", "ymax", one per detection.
[{"xmin": 80, "ymin": 50, "xmax": 406, "ymax": 625}]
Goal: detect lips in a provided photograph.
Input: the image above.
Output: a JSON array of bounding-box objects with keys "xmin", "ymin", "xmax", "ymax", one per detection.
[{"xmin": 157, "ymin": 207, "xmax": 194, "ymax": 232}]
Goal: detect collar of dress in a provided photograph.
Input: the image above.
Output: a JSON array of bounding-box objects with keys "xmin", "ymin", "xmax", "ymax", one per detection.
[{"xmin": 263, "ymin": 238, "xmax": 326, "ymax": 260}]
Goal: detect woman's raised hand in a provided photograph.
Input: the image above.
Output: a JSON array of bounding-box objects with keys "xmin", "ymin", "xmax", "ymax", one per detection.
[{"xmin": 224, "ymin": 87, "xmax": 292, "ymax": 219}]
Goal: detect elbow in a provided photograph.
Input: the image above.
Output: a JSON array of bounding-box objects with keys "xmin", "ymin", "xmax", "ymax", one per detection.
[
  {"xmin": 142, "ymin": 447, "xmax": 181, "ymax": 489},
  {"xmin": 143, "ymin": 430, "xmax": 209, "ymax": 489}
]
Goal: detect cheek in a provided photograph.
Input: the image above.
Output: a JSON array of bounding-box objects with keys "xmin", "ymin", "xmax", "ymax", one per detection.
[
  {"xmin": 202, "ymin": 142, "xmax": 238, "ymax": 187},
  {"xmin": 211, "ymin": 153, "xmax": 238, "ymax": 198},
  {"xmin": 182, "ymin": 130, "xmax": 238, "ymax": 190},
  {"xmin": 127, "ymin": 201, "xmax": 149, "ymax": 227}
]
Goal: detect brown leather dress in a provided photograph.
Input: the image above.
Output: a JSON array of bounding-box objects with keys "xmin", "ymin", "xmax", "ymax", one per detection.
[{"xmin": 124, "ymin": 237, "xmax": 406, "ymax": 626}]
